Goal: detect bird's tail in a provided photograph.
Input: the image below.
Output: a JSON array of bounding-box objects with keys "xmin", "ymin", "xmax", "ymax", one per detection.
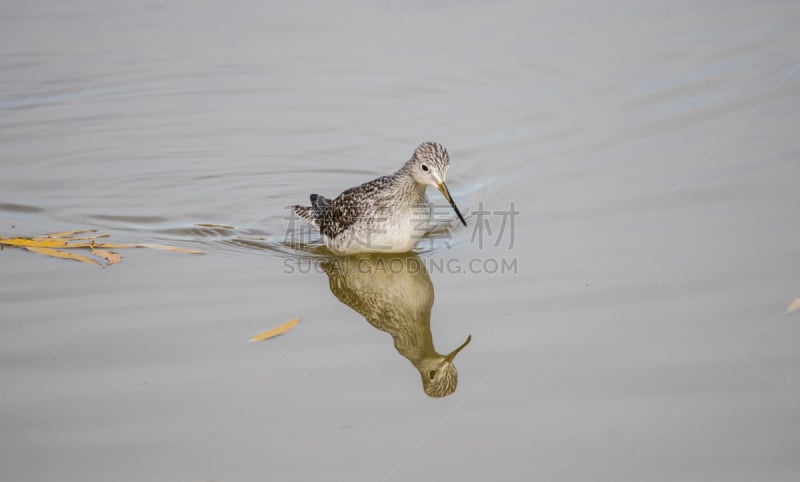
[
  {"xmin": 292, "ymin": 194, "xmax": 331, "ymax": 229},
  {"xmin": 292, "ymin": 205, "xmax": 319, "ymax": 228}
]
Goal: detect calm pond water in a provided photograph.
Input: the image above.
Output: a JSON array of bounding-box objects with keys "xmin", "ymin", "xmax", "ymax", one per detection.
[{"xmin": 2, "ymin": 1, "xmax": 800, "ymax": 481}]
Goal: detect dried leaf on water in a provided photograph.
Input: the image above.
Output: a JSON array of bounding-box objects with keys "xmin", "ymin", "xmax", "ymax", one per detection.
[
  {"xmin": 135, "ymin": 243, "xmax": 204, "ymax": 254},
  {"xmin": 91, "ymin": 248, "xmax": 122, "ymax": 267},
  {"xmin": 84, "ymin": 242, "xmax": 140, "ymax": 249},
  {"xmin": 61, "ymin": 233, "xmax": 110, "ymax": 241},
  {"xmin": 24, "ymin": 246, "xmax": 100, "ymax": 265},
  {"xmin": 2, "ymin": 229, "xmax": 204, "ymax": 267},
  {"xmin": 0, "ymin": 237, "xmax": 70, "ymax": 248},
  {"xmin": 88, "ymin": 242, "xmax": 202, "ymax": 254},
  {"xmin": 787, "ymin": 298, "xmax": 800, "ymax": 314},
  {"xmin": 34, "ymin": 229, "xmax": 96, "ymax": 239},
  {"xmin": 249, "ymin": 318, "xmax": 301, "ymax": 342}
]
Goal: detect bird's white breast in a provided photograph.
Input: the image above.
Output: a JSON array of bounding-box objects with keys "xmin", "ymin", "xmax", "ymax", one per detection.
[{"xmin": 325, "ymin": 202, "xmax": 429, "ymax": 254}]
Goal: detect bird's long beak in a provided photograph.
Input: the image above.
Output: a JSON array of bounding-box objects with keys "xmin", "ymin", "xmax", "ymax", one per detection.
[
  {"xmin": 444, "ymin": 335, "xmax": 472, "ymax": 362},
  {"xmin": 437, "ymin": 181, "xmax": 468, "ymax": 227}
]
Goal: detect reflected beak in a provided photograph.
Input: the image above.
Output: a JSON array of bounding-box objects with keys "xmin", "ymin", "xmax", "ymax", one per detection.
[
  {"xmin": 437, "ymin": 182, "xmax": 468, "ymax": 227},
  {"xmin": 444, "ymin": 335, "xmax": 472, "ymax": 362}
]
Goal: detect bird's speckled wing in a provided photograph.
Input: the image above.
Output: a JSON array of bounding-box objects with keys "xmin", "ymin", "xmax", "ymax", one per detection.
[{"xmin": 318, "ymin": 175, "xmax": 395, "ymax": 239}]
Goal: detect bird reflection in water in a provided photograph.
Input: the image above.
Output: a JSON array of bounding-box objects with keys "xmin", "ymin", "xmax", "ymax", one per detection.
[{"xmin": 321, "ymin": 253, "xmax": 471, "ymax": 398}]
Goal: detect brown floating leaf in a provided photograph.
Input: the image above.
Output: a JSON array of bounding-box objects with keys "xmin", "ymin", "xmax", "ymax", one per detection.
[
  {"xmin": 91, "ymin": 248, "xmax": 122, "ymax": 267},
  {"xmin": 25, "ymin": 246, "xmax": 100, "ymax": 265},
  {"xmin": 87, "ymin": 242, "xmax": 140, "ymax": 249},
  {"xmin": 787, "ymin": 298, "xmax": 800, "ymax": 314},
  {"xmin": 249, "ymin": 318, "xmax": 301, "ymax": 342},
  {"xmin": 136, "ymin": 243, "xmax": 204, "ymax": 254}
]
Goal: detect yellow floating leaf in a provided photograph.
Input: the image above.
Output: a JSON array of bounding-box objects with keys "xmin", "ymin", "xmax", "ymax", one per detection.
[
  {"xmin": 91, "ymin": 248, "xmax": 122, "ymax": 267},
  {"xmin": 1, "ymin": 238, "xmax": 70, "ymax": 248},
  {"xmin": 25, "ymin": 246, "xmax": 100, "ymax": 265},
  {"xmin": 787, "ymin": 298, "xmax": 800, "ymax": 314},
  {"xmin": 3, "ymin": 230, "xmax": 202, "ymax": 267},
  {"xmin": 35, "ymin": 229, "xmax": 97, "ymax": 239},
  {"xmin": 63, "ymin": 233, "xmax": 110, "ymax": 241},
  {"xmin": 62, "ymin": 241, "xmax": 97, "ymax": 248},
  {"xmin": 249, "ymin": 318, "xmax": 300, "ymax": 342}
]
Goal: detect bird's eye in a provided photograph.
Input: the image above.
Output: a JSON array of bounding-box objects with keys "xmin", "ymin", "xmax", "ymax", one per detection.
[
  {"xmin": 428, "ymin": 370, "xmax": 436, "ymax": 380},
  {"xmin": 421, "ymin": 164, "xmax": 429, "ymax": 172}
]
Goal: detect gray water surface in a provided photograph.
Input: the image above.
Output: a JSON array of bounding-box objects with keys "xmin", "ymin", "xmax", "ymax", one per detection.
[{"xmin": 2, "ymin": 1, "xmax": 800, "ymax": 481}]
